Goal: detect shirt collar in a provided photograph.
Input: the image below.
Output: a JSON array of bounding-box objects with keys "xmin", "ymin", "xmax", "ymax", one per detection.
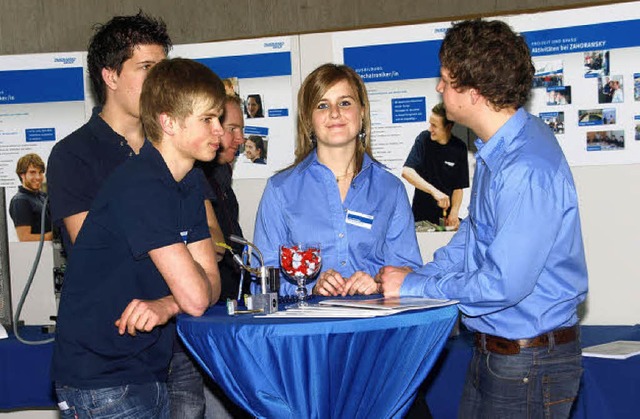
[
  {"xmin": 17, "ymin": 185, "xmax": 41, "ymax": 196},
  {"xmin": 297, "ymin": 149, "xmax": 377, "ymax": 175},
  {"xmin": 89, "ymin": 106, "xmax": 128, "ymax": 147},
  {"xmin": 139, "ymin": 141, "xmax": 200, "ymax": 191},
  {"xmin": 297, "ymin": 150, "xmax": 318, "ymax": 173},
  {"xmin": 475, "ymin": 107, "xmax": 528, "ymax": 172}
]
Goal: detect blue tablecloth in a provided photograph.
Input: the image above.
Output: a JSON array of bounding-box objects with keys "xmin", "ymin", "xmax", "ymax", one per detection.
[
  {"xmin": 0, "ymin": 326, "xmax": 56, "ymax": 410},
  {"xmin": 177, "ymin": 304, "xmax": 458, "ymax": 419},
  {"xmin": 424, "ymin": 324, "xmax": 640, "ymax": 419},
  {"xmin": 3, "ymin": 321, "xmax": 638, "ymax": 417},
  {"xmin": 573, "ymin": 325, "xmax": 640, "ymax": 419}
]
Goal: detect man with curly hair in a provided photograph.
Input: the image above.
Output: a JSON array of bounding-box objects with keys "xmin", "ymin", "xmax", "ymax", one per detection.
[{"xmin": 378, "ymin": 19, "xmax": 588, "ymax": 418}]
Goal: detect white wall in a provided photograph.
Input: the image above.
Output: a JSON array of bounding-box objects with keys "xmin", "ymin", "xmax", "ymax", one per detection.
[
  {"xmin": 9, "ymin": 242, "xmax": 57, "ymax": 325},
  {"xmin": 572, "ymin": 164, "xmax": 640, "ymax": 324}
]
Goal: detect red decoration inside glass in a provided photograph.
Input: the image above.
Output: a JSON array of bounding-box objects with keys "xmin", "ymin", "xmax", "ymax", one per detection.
[{"xmin": 280, "ymin": 245, "xmax": 322, "ymax": 279}]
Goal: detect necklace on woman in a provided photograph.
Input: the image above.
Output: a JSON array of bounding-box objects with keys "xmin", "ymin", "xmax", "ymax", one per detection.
[{"xmin": 336, "ymin": 170, "xmax": 355, "ymax": 183}]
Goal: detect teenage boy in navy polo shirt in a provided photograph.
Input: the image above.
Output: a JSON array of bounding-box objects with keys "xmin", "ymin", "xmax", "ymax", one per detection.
[
  {"xmin": 52, "ymin": 58, "xmax": 224, "ymax": 419},
  {"xmin": 47, "ymin": 13, "xmax": 224, "ymax": 417}
]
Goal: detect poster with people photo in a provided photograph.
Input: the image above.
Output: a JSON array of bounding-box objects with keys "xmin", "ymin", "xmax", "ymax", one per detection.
[
  {"xmin": 539, "ymin": 111, "xmax": 565, "ymax": 134},
  {"xmin": 533, "ymin": 60, "xmax": 564, "ymax": 88},
  {"xmin": 584, "ymin": 50, "xmax": 609, "ymax": 78},
  {"xmin": 222, "ymin": 77, "xmax": 240, "ymax": 97},
  {"xmin": 244, "ymin": 94, "xmax": 265, "ymax": 119},
  {"xmin": 0, "ymin": 52, "xmax": 83, "ymax": 324},
  {"xmin": 598, "ymin": 75, "xmax": 624, "ymax": 103},
  {"xmin": 546, "ymin": 85, "xmax": 572, "ymax": 105},
  {"xmin": 586, "ymin": 130, "xmax": 625, "ymax": 151},
  {"xmin": 240, "ymin": 134, "xmax": 269, "ymax": 165},
  {"xmin": 172, "ymin": 36, "xmax": 300, "ymax": 179}
]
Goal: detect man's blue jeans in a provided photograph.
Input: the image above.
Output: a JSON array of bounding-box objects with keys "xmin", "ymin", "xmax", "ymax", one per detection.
[
  {"xmin": 55, "ymin": 382, "xmax": 169, "ymax": 418},
  {"xmin": 458, "ymin": 336, "xmax": 583, "ymax": 418},
  {"xmin": 167, "ymin": 350, "xmax": 205, "ymax": 419}
]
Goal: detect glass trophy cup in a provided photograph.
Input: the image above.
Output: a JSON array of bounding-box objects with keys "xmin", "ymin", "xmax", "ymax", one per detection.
[{"xmin": 279, "ymin": 243, "xmax": 322, "ymax": 308}]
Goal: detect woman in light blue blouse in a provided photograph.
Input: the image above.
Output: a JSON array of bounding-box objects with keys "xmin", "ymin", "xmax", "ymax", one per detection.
[{"xmin": 253, "ymin": 63, "xmax": 422, "ymax": 296}]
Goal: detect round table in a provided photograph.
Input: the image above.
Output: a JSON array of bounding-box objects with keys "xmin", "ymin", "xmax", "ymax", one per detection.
[{"xmin": 178, "ymin": 302, "xmax": 458, "ymax": 418}]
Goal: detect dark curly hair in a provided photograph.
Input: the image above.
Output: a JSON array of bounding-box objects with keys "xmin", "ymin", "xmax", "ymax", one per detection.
[
  {"xmin": 439, "ymin": 19, "xmax": 534, "ymax": 111},
  {"xmin": 87, "ymin": 10, "xmax": 172, "ymax": 105}
]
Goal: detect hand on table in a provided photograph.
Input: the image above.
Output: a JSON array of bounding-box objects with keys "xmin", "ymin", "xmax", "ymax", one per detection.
[
  {"xmin": 375, "ymin": 266, "xmax": 413, "ymax": 297},
  {"xmin": 342, "ymin": 271, "xmax": 378, "ymax": 296},
  {"xmin": 313, "ymin": 269, "xmax": 347, "ymax": 296}
]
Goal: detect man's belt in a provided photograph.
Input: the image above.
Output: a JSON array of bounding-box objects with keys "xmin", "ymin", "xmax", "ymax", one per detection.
[{"xmin": 474, "ymin": 326, "xmax": 578, "ymax": 355}]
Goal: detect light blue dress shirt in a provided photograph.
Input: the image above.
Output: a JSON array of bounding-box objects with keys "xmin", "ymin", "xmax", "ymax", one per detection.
[
  {"xmin": 401, "ymin": 108, "xmax": 588, "ymax": 339},
  {"xmin": 253, "ymin": 151, "xmax": 422, "ymax": 295}
]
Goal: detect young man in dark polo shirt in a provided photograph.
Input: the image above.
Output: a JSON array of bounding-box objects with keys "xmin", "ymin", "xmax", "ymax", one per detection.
[
  {"xmin": 47, "ymin": 13, "xmax": 223, "ymax": 418},
  {"xmin": 52, "ymin": 58, "xmax": 224, "ymax": 418},
  {"xmin": 9, "ymin": 153, "xmax": 52, "ymax": 241},
  {"xmin": 47, "ymin": 12, "xmax": 171, "ymax": 254},
  {"xmin": 402, "ymin": 102, "xmax": 469, "ymax": 229}
]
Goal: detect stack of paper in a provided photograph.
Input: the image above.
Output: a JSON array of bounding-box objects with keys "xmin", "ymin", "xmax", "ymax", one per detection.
[
  {"xmin": 319, "ymin": 296, "xmax": 457, "ymax": 311},
  {"xmin": 257, "ymin": 297, "xmax": 458, "ymax": 318},
  {"xmin": 582, "ymin": 341, "xmax": 640, "ymax": 359}
]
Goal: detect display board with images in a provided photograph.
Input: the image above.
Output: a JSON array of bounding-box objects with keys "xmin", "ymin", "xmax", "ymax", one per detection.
[
  {"xmin": 330, "ymin": 1, "xmax": 640, "ymax": 168},
  {"xmin": 0, "ymin": 53, "xmax": 85, "ymax": 324},
  {"xmin": 172, "ymin": 36, "xmax": 300, "ymax": 180},
  {"xmin": 0, "ymin": 52, "xmax": 86, "ymax": 243},
  {"xmin": 0, "ymin": 37, "xmax": 301, "ymax": 324}
]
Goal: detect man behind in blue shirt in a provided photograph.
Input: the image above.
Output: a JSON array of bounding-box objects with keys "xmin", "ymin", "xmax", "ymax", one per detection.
[
  {"xmin": 378, "ymin": 19, "xmax": 588, "ymax": 418},
  {"xmin": 52, "ymin": 58, "xmax": 224, "ymax": 419}
]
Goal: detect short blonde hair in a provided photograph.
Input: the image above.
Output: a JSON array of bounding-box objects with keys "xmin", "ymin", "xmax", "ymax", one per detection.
[{"xmin": 140, "ymin": 58, "xmax": 225, "ymax": 143}]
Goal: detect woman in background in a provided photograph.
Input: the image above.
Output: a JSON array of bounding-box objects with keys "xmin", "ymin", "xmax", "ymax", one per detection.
[
  {"xmin": 252, "ymin": 64, "xmax": 422, "ymax": 296},
  {"xmin": 245, "ymin": 94, "xmax": 264, "ymax": 118}
]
